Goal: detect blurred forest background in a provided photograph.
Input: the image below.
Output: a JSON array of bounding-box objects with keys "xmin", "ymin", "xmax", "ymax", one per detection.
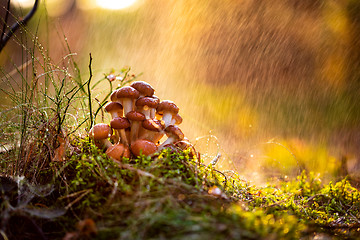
[{"xmin": 1, "ymin": 0, "xmax": 359, "ymax": 182}]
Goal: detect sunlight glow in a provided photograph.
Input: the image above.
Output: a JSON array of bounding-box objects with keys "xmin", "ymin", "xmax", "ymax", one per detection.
[
  {"xmin": 10, "ymin": 0, "xmax": 35, "ymax": 8},
  {"xmin": 11, "ymin": 0, "xmax": 72, "ymax": 16},
  {"xmin": 95, "ymin": 0, "xmax": 137, "ymax": 10}
]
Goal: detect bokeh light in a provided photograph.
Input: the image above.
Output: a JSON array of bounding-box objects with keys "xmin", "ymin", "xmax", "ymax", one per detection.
[
  {"xmin": 10, "ymin": 0, "xmax": 35, "ymax": 8},
  {"xmin": 95, "ymin": 0, "xmax": 137, "ymax": 10}
]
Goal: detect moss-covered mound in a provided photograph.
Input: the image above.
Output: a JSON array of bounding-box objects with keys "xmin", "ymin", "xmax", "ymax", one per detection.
[{"xmin": 1, "ymin": 135, "xmax": 360, "ymax": 240}]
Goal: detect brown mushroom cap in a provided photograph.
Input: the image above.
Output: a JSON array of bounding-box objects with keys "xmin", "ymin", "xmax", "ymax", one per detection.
[
  {"xmin": 156, "ymin": 100, "xmax": 179, "ymax": 115},
  {"xmin": 106, "ymin": 143, "xmax": 131, "ymax": 161},
  {"xmin": 131, "ymin": 81, "xmax": 154, "ymax": 96},
  {"xmin": 142, "ymin": 119, "xmax": 164, "ymax": 132},
  {"xmin": 135, "ymin": 97, "xmax": 159, "ymax": 109},
  {"xmin": 165, "ymin": 125, "xmax": 184, "ymax": 141},
  {"xmin": 151, "ymin": 95, "xmax": 160, "ymax": 101},
  {"xmin": 125, "ymin": 111, "xmax": 146, "ymax": 121},
  {"xmin": 131, "ymin": 139, "xmax": 157, "ymax": 156},
  {"xmin": 110, "ymin": 117, "xmax": 130, "ymax": 129},
  {"xmin": 116, "ymin": 86, "xmax": 140, "ymax": 99},
  {"xmin": 110, "ymin": 90, "xmax": 118, "ymax": 102},
  {"xmin": 89, "ymin": 123, "xmax": 112, "ymax": 140},
  {"xmin": 105, "ymin": 101, "xmax": 123, "ymax": 113},
  {"xmin": 172, "ymin": 114, "xmax": 183, "ymax": 125}
]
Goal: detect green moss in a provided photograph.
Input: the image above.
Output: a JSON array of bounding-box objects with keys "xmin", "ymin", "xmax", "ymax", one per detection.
[
  {"xmin": 2, "ymin": 135, "xmax": 360, "ymax": 239},
  {"xmin": 242, "ymin": 171, "xmax": 360, "ymax": 238}
]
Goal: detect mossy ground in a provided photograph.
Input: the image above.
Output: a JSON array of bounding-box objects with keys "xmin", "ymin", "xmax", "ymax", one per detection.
[{"xmin": 1, "ymin": 134, "xmax": 360, "ymax": 240}]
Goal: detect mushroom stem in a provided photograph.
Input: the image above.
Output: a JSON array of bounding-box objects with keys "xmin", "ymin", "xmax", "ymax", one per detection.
[
  {"xmin": 113, "ymin": 129, "xmax": 127, "ymax": 145},
  {"xmin": 162, "ymin": 113, "xmax": 173, "ymax": 127},
  {"xmin": 157, "ymin": 137, "xmax": 175, "ymax": 151},
  {"xmin": 98, "ymin": 139, "xmax": 113, "ymax": 150},
  {"xmin": 152, "ymin": 132, "xmax": 165, "ymax": 143},
  {"xmin": 120, "ymin": 129, "xmax": 129, "ymax": 145},
  {"xmin": 137, "ymin": 106, "xmax": 151, "ymax": 119},
  {"xmin": 130, "ymin": 122, "xmax": 140, "ymax": 143},
  {"xmin": 150, "ymin": 109, "xmax": 156, "ymax": 119},
  {"xmin": 111, "ymin": 112, "xmax": 122, "ymax": 119},
  {"xmin": 126, "ymin": 111, "xmax": 145, "ymax": 144},
  {"xmin": 139, "ymin": 130, "xmax": 164, "ymax": 143},
  {"xmin": 142, "ymin": 109, "xmax": 151, "ymax": 119},
  {"xmin": 110, "ymin": 117, "xmax": 130, "ymax": 146},
  {"xmin": 112, "ymin": 130, "xmax": 120, "ymax": 143},
  {"xmin": 123, "ymin": 99, "xmax": 133, "ymax": 116},
  {"xmin": 126, "ymin": 128, "xmax": 131, "ymax": 144}
]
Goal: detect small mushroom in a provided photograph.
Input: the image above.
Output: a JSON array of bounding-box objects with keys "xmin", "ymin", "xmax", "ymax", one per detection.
[
  {"xmin": 158, "ymin": 125, "xmax": 184, "ymax": 151},
  {"xmin": 105, "ymin": 101, "xmax": 124, "ymax": 119},
  {"xmin": 156, "ymin": 100, "xmax": 179, "ymax": 128},
  {"xmin": 131, "ymin": 139, "xmax": 157, "ymax": 157},
  {"xmin": 135, "ymin": 97, "xmax": 159, "ymax": 119},
  {"xmin": 139, "ymin": 119, "xmax": 165, "ymax": 143},
  {"xmin": 105, "ymin": 143, "xmax": 131, "ymax": 161},
  {"xmin": 131, "ymin": 81, "xmax": 154, "ymax": 97},
  {"xmin": 110, "ymin": 89, "xmax": 119, "ymax": 102},
  {"xmin": 89, "ymin": 123, "xmax": 113, "ymax": 149},
  {"xmin": 170, "ymin": 113, "xmax": 182, "ymax": 126},
  {"xmin": 116, "ymin": 86, "xmax": 140, "ymax": 115},
  {"xmin": 126, "ymin": 111, "xmax": 146, "ymax": 143},
  {"xmin": 110, "ymin": 117, "xmax": 130, "ymax": 145}
]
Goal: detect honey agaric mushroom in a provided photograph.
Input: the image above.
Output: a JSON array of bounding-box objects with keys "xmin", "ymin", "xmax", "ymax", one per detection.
[
  {"xmin": 110, "ymin": 89, "xmax": 119, "ymax": 102},
  {"xmin": 116, "ymin": 86, "xmax": 140, "ymax": 115},
  {"xmin": 135, "ymin": 97, "xmax": 159, "ymax": 119},
  {"xmin": 131, "ymin": 139, "xmax": 157, "ymax": 157},
  {"xmin": 156, "ymin": 100, "xmax": 179, "ymax": 127},
  {"xmin": 170, "ymin": 113, "xmax": 182, "ymax": 125},
  {"xmin": 89, "ymin": 123, "xmax": 113, "ymax": 149},
  {"xmin": 126, "ymin": 110, "xmax": 146, "ymax": 143},
  {"xmin": 158, "ymin": 125, "xmax": 184, "ymax": 151},
  {"xmin": 105, "ymin": 143, "xmax": 131, "ymax": 161},
  {"xmin": 131, "ymin": 81, "xmax": 154, "ymax": 97},
  {"xmin": 139, "ymin": 119, "xmax": 165, "ymax": 143},
  {"xmin": 110, "ymin": 117, "xmax": 130, "ymax": 145},
  {"xmin": 105, "ymin": 101, "xmax": 124, "ymax": 119}
]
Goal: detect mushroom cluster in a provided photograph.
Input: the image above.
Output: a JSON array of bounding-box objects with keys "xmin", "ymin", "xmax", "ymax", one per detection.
[{"xmin": 89, "ymin": 81, "xmax": 187, "ymax": 161}]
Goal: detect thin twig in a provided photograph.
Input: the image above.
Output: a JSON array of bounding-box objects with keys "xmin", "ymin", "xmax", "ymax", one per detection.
[
  {"xmin": 65, "ymin": 189, "xmax": 92, "ymax": 210},
  {"xmin": 58, "ymin": 189, "xmax": 91, "ymax": 200},
  {"xmin": 0, "ymin": 0, "xmax": 40, "ymax": 52},
  {"xmin": 94, "ymin": 97, "xmax": 106, "ymax": 123},
  {"xmin": 213, "ymin": 168, "xmax": 228, "ymax": 188},
  {"xmin": 87, "ymin": 53, "xmax": 93, "ymax": 129},
  {"xmin": 114, "ymin": 161, "xmax": 156, "ymax": 179},
  {"xmin": 1, "ymin": 0, "xmax": 11, "ymax": 44}
]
